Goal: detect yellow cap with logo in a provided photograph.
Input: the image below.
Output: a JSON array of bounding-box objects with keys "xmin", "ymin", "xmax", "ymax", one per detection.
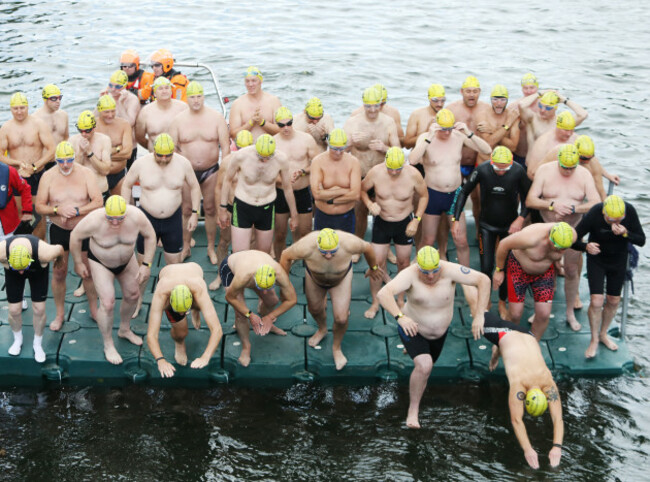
[
  {"xmin": 55, "ymin": 141, "xmax": 75, "ymax": 160},
  {"xmin": 317, "ymin": 228, "xmax": 339, "ymax": 251},
  {"xmin": 462, "ymin": 76, "xmax": 480, "ymax": 89},
  {"xmin": 236, "ymin": 129, "xmax": 253, "ymax": 148},
  {"xmin": 491, "ymin": 84, "xmax": 509, "ymax": 98},
  {"xmin": 275, "ymin": 106, "xmax": 293, "ymax": 122},
  {"xmin": 77, "ymin": 110, "xmax": 96, "ymax": 130},
  {"xmin": 373, "ymin": 83, "xmax": 387, "ymax": 103},
  {"xmin": 539, "ymin": 92, "xmax": 559, "ymax": 107},
  {"xmin": 255, "ymin": 134, "xmax": 276, "ymax": 157},
  {"xmin": 549, "ymin": 222, "xmax": 574, "ymax": 249},
  {"xmin": 153, "ymin": 76, "xmax": 171, "ymax": 93},
  {"xmin": 105, "ymin": 195, "xmax": 127, "ymax": 217},
  {"xmin": 186, "ymin": 81, "xmax": 204, "ymax": 97},
  {"xmin": 42, "ymin": 84, "xmax": 61, "ymax": 99},
  {"xmin": 556, "ymin": 111, "xmax": 576, "ymax": 131},
  {"xmin": 603, "ymin": 195, "xmax": 625, "ymax": 219},
  {"xmin": 558, "ymin": 144, "xmax": 579, "ymax": 168},
  {"xmin": 10, "ymin": 92, "xmax": 28, "ymax": 107},
  {"xmin": 436, "ymin": 108, "xmax": 455, "ymax": 128},
  {"xmin": 428, "ymin": 84, "xmax": 446, "ymax": 100},
  {"xmin": 8, "ymin": 245, "xmax": 34, "ymax": 271},
  {"xmin": 154, "ymin": 133, "xmax": 175, "ymax": 156},
  {"xmin": 170, "ymin": 284, "xmax": 193, "ymax": 313},
  {"xmin": 417, "ymin": 246, "xmax": 440, "ymax": 271},
  {"xmin": 525, "ymin": 388, "xmax": 548, "ymax": 417},
  {"xmin": 305, "ymin": 97, "xmax": 323, "ymax": 118},
  {"xmin": 255, "ymin": 265, "xmax": 276, "ymax": 290},
  {"xmin": 575, "ymin": 135, "xmax": 595, "ymax": 157},
  {"xmin": 362, "ymin": 86, "xmax": 382, "ymax": 105},
  {"xmin": 328, "ymin": 128, "xmax": 348, "ymax": 148},
  {"xmin": 110, "ymin": 70, "xmax": 128, "ymax": 87},
  {"xmin": 491, "ymin": 146, "xmax": 513, "ymax": 165},
  {"xmin": 97, "ymin": 94, "xmax": 116, "ymax": 112},
  {"xmin": 521, "ymin": 73, "xmax": 539, "ymax": 87},
  {"xmin": 385, "ymin": 147, "xmax": 405, "ymax": 170}
]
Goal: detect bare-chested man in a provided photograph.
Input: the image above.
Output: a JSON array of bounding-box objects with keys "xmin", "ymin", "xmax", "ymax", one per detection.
[
  {"xmin": 219, "ymin": 250, "xmax": 297, "ymax": 366},
  {"xmin": 509, "ymin": 73, "xmax": 540, "ymax": 167},
  {"xmin": 493, "ymin": 222, "xmax": 577, "ymax": 339},
  {"xmin": 168, "ymin": 81, "xmax": 230, "ymax": 263},
  {"xmin": 33, "ymin": 84, "xmax": 69, "ymax": 148},
  {"xmin": 94, "ymin": 95, "xmax": 133, "ymax": 196},
  {"xmin": 377, "ymin": 246, "xmax": 490, "ymax": 428},
  {"xmin": 409, "ymin": 108, "xmax": 491, "ymax": 266},
  {"xmin": 361, "ymin": 147, "xmax": 427, "ymax": 318},
  {"xmin": 36, "ymin": 141, "xmax": 103, "ymax": 330},
  {"xmin": 526, "ymin": 145, "xmax": 600, "ymax": 330},
  {"xmin": 343, "ymin": 86, "xmax": 400, "ymax": 239},
  {"xmin": 147, "ymin": 263, "xmax": 223, "ymax": 378},
  {"xmin": 135, "ymin": 77, "xmax": 187, "ymax": 151},
  {"xmin": 475, "ymin": 85, "xmax": 521, "ymax": 164},
  {"xmin": 229, "ymin": 66, "xmax": 282, "ymax": 140},
  {"xmin": 70, "ymin": 195, "xmax": 156, "ymax": 364},
  {"xmin": 351, "ymin": 84, "xmax": 405, "ymax": 145},
  {"xmin": 527, "ymin": 111, "xmax": 580, "ymax": 179},
  {"xmin": 69, "ymin": 111, "xmax": 112, "ymax": 199},
  {"xmin": 1, "ymin": 235, "xmax": 64, "ymax": 362},
  {"xmin": 219, "ymin": 134, "xmax": 297, "ymax": 254},
  {"xmin": 272, "ymin": 106, "xmax": 319, "ymax": 258},
  {"xmin": 293, "ymin": 97, "xmax": 335, "ymax": 153},
  {"xmin": 0, "ymin": 92, "xmax": 55, "ymax": 239},
  {"xmin": 404, "ymin": 84, "xmax": 447, "ymax": 149},
  {"xmin": 280, "ymin": 228, "xmax": 384, "ymax": 370},
  {"xmin": 310, "ymin": 129, "xmax": 361, "ymax": 234},
  {"xmin": 482, "ymin": 311, "xmax": 564, "ymax": 470}
]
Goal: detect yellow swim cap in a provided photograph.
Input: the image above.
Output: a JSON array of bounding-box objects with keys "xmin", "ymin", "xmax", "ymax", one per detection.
[
  {"xmin": 109, "ymin": 70, "xmax": 128, "ymax": 87},
  {"xmin": 256, "ymin": 134, "xmax": 276, "ymax": 157},
  {"xmin": 55, "ymin": 141, "xmax": 75, "ymax": 160},
  {"xmin": 154, "ymin": 133, "xmax": 175, "ymax": 156},
  {"xmin": 255, "ymin": 264, "xmax": 276, "ymax": 290},
  {"xmin": 558, "ymin": 144, "xmax": 579, "ymax": 168},
  {"xmin": 491, "ymin": 146, "xmax": 513, "ymax": 165},
  {"xmin": 603, "ymin": 195, "xmax": 626, "ymax": 219},
  {"xmin": 275, "ymin": 106, "xmax": 293, "ymax": 122},
  {"xmin": 428, "ymin": 84, "xmax": 446, "ymax": 100},
  {"xmin": 373, "ymin": 83, "xmax": 388, "ymax": 103},
  {"xmin": 77, "ymin": 110, "xmax": 96, "ymax": 130},
  {"xmin": 462, "ymin": 76, "xmax": 480, "ymax": 89},
  {"xmin": 10, "ymin": 92, "xmax": 28, "ymax": 107},
  {"xmin": 575, "ymin": 135, "xmax": 595, "ymax": 157},
  {"xmin": 186, "ymin": 81, "xmax": 204, "ymax": 97},
  {"xmin": 549, "ymin": 222, "xmax": 574, "ymax": 249},
  {"xmin": 97, "ymin": 94, "xmax": 116, "ymax": 112},
  {"xmin": 385, "ymin": 147, "xmax": 405, "ymax": 170},
  {"xmin": 317, "ymin": 228, "xmax": 339, "ymax": 251},
  {"xmin": 436, "ymin": 108, "xmax": 455, "ymax": 128},
  {"xmin": 521, "ymin": 73, "xmax": 539, "ymax": 87},
  {"xmin": 328, "ymin": 128, "xmax": 348, "ymax": 148},
  {"xmin": 539, "ymin": 92, "xmax": 559, "ymax": 107},
  {"xmin": 491, "ymin": 84, "xmax": 509, "ymax": 98},
  {"xmin": 525, "ymin": 388, "xmax": 548, "ymax": 417},
  {"xmin": 556, "ymin": 111, "xmax": 576, "ymax": 131},
  {"xmin": 245, "ymin": 66, "xmax": 263, "ymax": 81},
  {"xmin": 42, "ymin": 84, "xmax": 61, "ymax": 99},
  {"xmin": 153, "ymin": 76, "xmax": 171, "ymax": 93},
  {"xmin": 8, "ymin": 245, "xmax": 33, "ymax": 271},
  {"xmin": 235, "ymin": 129, "xmax": 253, "ymax": 148},
  {"xmin": 362, "ymin": 86, "xmax": 382, "ymax": 105},
  {"xmin": 305, "ymin": 97, "xmax": 323, "ymax": 118},
  {"xmin": 170, "ymin": 284, "xmax": 193, "ymax": 313},
  {"xmin": 417, "ymin": 246, "xmax": 440, "ymax": 271},
  {"xmin": 105, "ymin": 195, "xmax": 127, "ymax": 217}
]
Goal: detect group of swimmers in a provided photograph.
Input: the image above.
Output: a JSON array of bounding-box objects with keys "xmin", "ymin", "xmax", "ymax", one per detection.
[{"xmin": 0, "ymin": 51, "xmax": 646, "ymax": 469}]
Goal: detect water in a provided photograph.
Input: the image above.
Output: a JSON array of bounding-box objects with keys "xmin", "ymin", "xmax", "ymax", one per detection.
[{"xmin": 1, "ymin": 1, "xmax": 649, "ymax": 479}]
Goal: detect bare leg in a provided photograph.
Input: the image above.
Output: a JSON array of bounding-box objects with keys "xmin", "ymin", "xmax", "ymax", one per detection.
[
  {"xmin": 273, "ymin": 212, "xmax": 290, "ymax": 261},
  {"xmin": 600, "ymin": 295, "xmax": 620, "ymax": 351},
  {"xmin": 305, "ymin": 274, "xmax": 329, "ymax": 347},
  {"xmin": 586, "ymin": 294, "xmax": 603, "ymax": 358},
  {"xmin": 395, "ymin": 244, "xmax": 413, "ymax": 307},
  {"xmin": 450, "ymin": 213, "xmax": 470, "ymax": 267},
  {"xmin": 470, "ymin": 186, "xmax": 481, "ymax": 239},
  {"xmin": 330, "ymin": 270, "xmax": 353, "ymax": 370},
  {"xmin": 407, "ymin": 354, "xmax": 433, "ymax": 429},
  {"xmin": 253, "ymin": 228, "xmax": 274, "ymax": 255},
  {"xmin": 531, "ymin": 301, "xmax": 552, "ymax": 341},
  {"xmin": 355, "ymin": 200, "xmax": 369, "ymax": 240},
  {"xmin": 201, "ymin": 173, "xmax": 219, "ymax": 264},
  {"xmin": 89, "ymin": 262, "xmax": 123, "ymax": 364},
  {"xmin": 31, "ymin": 301, "xmax": 47, "ymax": 362},
  {"xmin": 170, "ymin": 319, "xmax": 189, "ymax": 365},
  {"xmin": 231, "ymin": 226, "xmax": 253, "ymax": 253},
  {"xmin": 234, "ymin": 295, "xmax": 252, "ymax": 366},
  {"xmin": 563, "ymin": 249, "xmax": 582, "ymax": 330},
  {"xmin": 420, "ymin": 214, "xmax": 441, "ymax": 250},
  {"xmin": 365, "ymin": 243, "xmax": 389, "ymax": 319},
  {"xmin": 116, "ymin": 259, "xmax": 143, "ymax": 346},
  {"xmin": 509, "ymin": 301, "xmax": 524, "ymax": 324},
  {"xmin": 50, "ymin": 252, "xmax": 70, "ymax": 331},
  {"xmin": 180, "ymin": 182, "xmax": 193, "ymax": 260}
]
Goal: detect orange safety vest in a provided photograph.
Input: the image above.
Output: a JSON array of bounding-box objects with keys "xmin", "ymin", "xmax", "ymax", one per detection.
[
  {"xmin": 126, "ymin": 70, "xmax": 155, "ymax": 104},
  {"xmin": 139, "ymin": 71, "xmax": 189, "ymax": 103}
]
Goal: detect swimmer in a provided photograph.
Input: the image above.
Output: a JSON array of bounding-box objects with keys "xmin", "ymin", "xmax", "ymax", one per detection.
[
  {"xmin": 100, "ymin": 69, "xmax": 141, "ymax": 136},
  {"xmin": 361, "ymin": 147, "xmax": 428, "ymax": 317},
  {"xmin": 310, "ymin": 129, "xmax": 361, "ymax": 235},
  {"xmin": 219, "ymin": 133, "xmax": 298, "ymax": 254},
  {"xmin": 168, "ymin": 80, "xmax": 230, "ymax": 262},
  {"xmin": 404, "ymin": 84, "xmax": 447, "ymax": 148},
  {"xmin": 474, "ymin": 85, "xmax": 521, "ymax": 165},
  {"xmin": 272, "ymin": 106, "xmax": 319, "ymax": 258},
  {"xmin": 229, "ymin": 66, "xmax": 282, "ymax": 139},
  {"xmin": 573, "ymin": 195, "xmax": 645, "ymax": 358},
  {"xmin": 147, "ymin": 263, "xmax": 223, "ymax": 377},
  {"xmin": 482, "ymin": 312, "xmax": 564, "ymax": 469},
  {"xmin": 280, "ymin": 229, "xmax": 385, "ymax": 370},
  {"xmin": 69, "ymin": 111, "xmax": 112, "ymax": 199},
  {"xmin": 377, "ymin": 246, "xmax": 490, "ymax": 428},
  {"xmin": 70, "ymin": 195, "xmax": 156, "ymax": 365},
  {"xmin": 35, "ymin": 141, "xmax": 103, "ymax": 330},
  {"xmin": 33, "ymin": 84, "xmax": 69, "ymax": 147},
  {"xmin": 350, "ymin": 83, "xmax": 405, "ymax": 145},
  {"xmin": 527, "ymin": 110, "xmax": 581, "ymax": 179},
  {"xmin": 508, "ymin": 73, "xmax": 540, "ymax": 167},
  {"xmin": 220, "ymin": 250, "xmax": 297, "ymax": 367},
  {"xmin": 343, "ymin": 86, "xmax": 400, "ymax": 240},
  {"xmin": 526, "ymin": 145, "xmax": 600, "ymax": 330},
  {"xmin": 293, "ymin": 97, "xmax": 335, "ymax": 153},
  {"xmin": 493, "ymin": 222, "xmax": 577, "ymax": 339}
]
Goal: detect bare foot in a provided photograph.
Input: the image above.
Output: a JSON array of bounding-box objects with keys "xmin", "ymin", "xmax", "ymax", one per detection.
[
  {"xmin": 333, "ymin": 349, "xmax": 348, "ymax": 370},
  {"xmin": 238, "ymin": 348, "xmax": 251, "ymax": 367},
  {"xmin": 208, "ymin": 250, "xmax": 218, "ymax": 265},
  {"xmin": 104, "ymin": 345, "xmax": 123, "ymax": 365},
  {"xmin": 131, "ymin": 299, "xmax": 143, "ymax": 319},
  {"xmin": 174, "ymin": 343, "xmax": 188, "ymax": 366},
  {"xmin": 118, "ymin": 329, "xmax": 143, "ymax": 346},
  {"xmin": 364, "ymin": 305, "xmax": 379, "ymax": 319},
  {"xmin": 574, "ymin": 296, "xmax": 583, "ymax": 310},
  {"xmin": 387, "ymin": 250, "xmax": 397, "ymax": 265},
  {"xmin": 73, "ymin": 284, "xmax": 86, "ymax": 297},
  {"xmin": 208, "ymin": 276, "xmax": 221, "ymax": 291},
  {"xmin": 600, "ymin": 335, "xmax": 619, "ymax": 351},
  {"xmin": 498, "ymin": 301, "xmax": 510, "ymax": 321},
  {"xmin": 49, "ymin": 317, "xmax": 64, "ymax": 331},
  {"xmin": 270, "ymin": 325, "xmax": 287, "ymax": 336},
  {"xmin": 308, "ymin": 329, "xmax": 327, "ymax": 347},
  {"xmin": 566, "ymin": 314, "xmax": 581, "ymax": 331},
  {"xmin": 406, "ymin": 412, "xmax": 421, "ymax": 429},
  {"xmin": 585, "ymin": 340, "xmax": 598, "ymax": 359}
]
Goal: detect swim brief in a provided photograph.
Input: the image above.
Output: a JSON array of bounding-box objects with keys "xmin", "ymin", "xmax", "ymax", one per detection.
[
  {"xmin": 194, "ymin": 164, "xmax": 219, "ymax": 185},
  {"xmin": 49, "ymin": 223, "xmax": 89, "ymax": 252},
  {"xmin": 232, "ymin": 197, "xmax": 275, "ymax": 231},
  {"xmin": 275, "ymin": 186, "xmax": 313, "ymax": 214},
  {"xmin": 398, "ymin": 325, "xmax": 448, "ymax": 362},
  {"xmin": 136, "ymin": 206, "xmax": 183, "ymax": 254},
  {"xmin": 482, "ymin": 311, "xmax": 532, "ymax": 345},
  {"xmin": 87, "ymin": 248, "xmax": 132, "ymax": 276},
  {"xmin": 371, "ymin": 214, "xmax": 414, "ymax": 245},
  {"xmin": 107, "ymin": 168, "xmax": 126, "ymax": 190},
  {"xmin": 219, "ymin": 256, "xmax": 235, "ymax": 288},
  {"xmin": 313, "ymin": 207, "xmax": 355, "ymax": 234}
]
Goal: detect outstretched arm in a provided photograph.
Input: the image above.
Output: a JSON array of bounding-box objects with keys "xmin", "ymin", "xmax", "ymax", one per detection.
[{"xmin": 509, "ymin": 385, "xmax": 539, "ymax": 469}]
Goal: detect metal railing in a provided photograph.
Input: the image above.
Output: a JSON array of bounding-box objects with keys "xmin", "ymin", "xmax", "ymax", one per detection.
[{"xmin": 174, "ymin": 62, "xmax": 229, "ymax": 118}]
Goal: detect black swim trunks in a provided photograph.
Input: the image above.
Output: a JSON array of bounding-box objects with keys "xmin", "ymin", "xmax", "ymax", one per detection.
[
  {"xmin": 49, "ymin": 223, "xmax": 89, "ymax": 252},
  {"xmin": 165, "ymin": 308, "xmax": 187, "ymax": 324},
  {"xmin": 313, "ymin": 207, "xmax": 355, "ymax": 234},
  {"xmin": 482, "ymin": 311, "xmax": 532, "ymax": 345},
  {"xmin": 304, "ymin": 260, "xmax": 353, "ymax": 290},
  {"xmin": 87, "ymin": 247, "xmax": 132, "ymax": 276},
  {"xmin": 219, "ymin": 256, "xmax": 235, "ymax": 288},
  {"xmin": 106, "ymin": 168, "xmax": 126, "ymax": 190},
  {"xmin": 232, "ymin": 197, "xmax": 275, "ymax": 231},
  {"xmin": 24, "ymin": 169, "xmax": 45, "ymax": 196},
  {"xmin": 194, "ymin": 164, "xmax": 219, "ymax": 184},
  {"xmin": 4, "ymin": 235, "xmax": 49, "ymax": 304},
  {"xmin": 136, "ymin": 206, "xmax": 183, "ymax": 254},
  {"xmin": 371, "ymin": 214, "xmax": 414, "ymax": 245},
  {"xmin": 398, "ymin": 325, "xmax": 448, "ymax": 362},
  {"xmin": 275, "ymin": 186, "xmax": 313, "ymax": 214}
]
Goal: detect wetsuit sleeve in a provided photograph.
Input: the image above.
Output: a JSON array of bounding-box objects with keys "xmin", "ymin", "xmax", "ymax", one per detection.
[
  {"xmin": 454, "ymin": 168, "xmax": 480, "ymax": 220},
  {"xmin": 571, "ymin": 207, "xmax": 595, "ymax": 251},
  {"xmin": 624, "ymin": 204, "xmax": 646, "ymax": 247},
  {"xmin": 518, "ymin": 173, "xmax": 531, "ymax": 219}
]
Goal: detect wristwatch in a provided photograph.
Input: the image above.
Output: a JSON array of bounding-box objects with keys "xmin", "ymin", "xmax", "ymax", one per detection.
[
  {"xmin": 142, "ymin": 261, "xmax": 152, "ymax": 268},
  {"xmin": 502, "ymin": 124, "xmax": 510, "ymax": 131}
]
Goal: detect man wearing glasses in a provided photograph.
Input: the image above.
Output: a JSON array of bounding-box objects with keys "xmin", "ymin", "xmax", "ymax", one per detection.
[
  {"xmin": 377, "ymin": 246, "xmax": 490, "ymax": 428},
  {"xmin": 35, "ymin": 141, "xmax": 103, "ymax": 331},
  {"xmin": 70, "ymin": 195, "xmax": 156, "ymax": 365},
  {"xmin": 527, "ymin": 110, "xmax": 580, "ymax": 179},
  {"xmin": 95, "ymin": 95, "xmax": 133, "ymax": 196},
  {"xmin": 120, "ymin": 49, "xmax": 154, "ymax": 105},
  {"xmin": 69, "ymin": 110, "xmax": 112, "ymax": 200},
  {"xmin": 33, "ymin": 84, "xmax": 69, "ymax": 153},
  {"xmin": 404, "ymin": 83, "xmax": 447, "ymax": 149},
  {"xmin": 293, "ymin": 97, "xmax": 335, "ymax": 154},
  {"xmin": 101, "ymin": 70, "xmax": 140, "ymax": 165},
  {"xmin": 350, "ymin": 84, "xmax": 405, "ymax": 146}
]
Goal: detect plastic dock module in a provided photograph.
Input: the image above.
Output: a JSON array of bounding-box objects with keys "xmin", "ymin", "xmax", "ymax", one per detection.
[{"xmin": 0, "ymin": 218, "xmax": 635, "ymax": 387}]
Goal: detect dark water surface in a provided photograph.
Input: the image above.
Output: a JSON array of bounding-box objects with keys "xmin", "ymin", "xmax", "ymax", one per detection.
[{"xmin": 1, "ymin": 1, "xmax": 649, "ymax": 480}]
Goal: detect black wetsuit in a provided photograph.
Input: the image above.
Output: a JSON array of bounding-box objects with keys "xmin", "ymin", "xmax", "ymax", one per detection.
[
  {"xmin": 453, "ymin": 162, "xmax": 531, "ymax": 301},
  {"xmin": 572, "ymin": 202, "xmax": 645, "ymax": 296}
]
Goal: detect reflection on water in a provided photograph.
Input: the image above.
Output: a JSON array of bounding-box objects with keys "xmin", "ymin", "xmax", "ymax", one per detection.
[{"xmin": 1, "ymin": 0, "xmax": 649, "ymax": 479}]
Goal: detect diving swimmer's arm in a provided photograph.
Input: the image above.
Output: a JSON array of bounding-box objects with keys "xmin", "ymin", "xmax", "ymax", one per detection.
[
  {"xmin": 193, "ymin": 288, "xmax": 223, "ymax": 368},
  {"xmin": 509, "ymin": 385, "xmax": 540, "ymax": 469},
  {"xmin": 545, "ymin": 383, "xmax": 564, "ymax": 468},
  {"xmin": 146, "ymin": 292, "xmax": 175, "ymax": 378}
]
